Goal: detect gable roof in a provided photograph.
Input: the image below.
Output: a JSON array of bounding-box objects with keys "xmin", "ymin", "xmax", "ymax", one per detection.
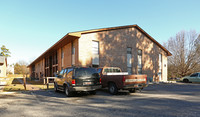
[
  {"xmin": 69, "ymin": 24, "xmax": 172, "ymax": 56},
  {"xmin": 28, "ymin": 24, "xmax": 172, "ymax": 67}
]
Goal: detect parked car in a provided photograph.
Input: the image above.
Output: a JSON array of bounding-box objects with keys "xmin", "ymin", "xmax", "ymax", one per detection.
[
  {"xmin": 97, "ymin": 67, "xmax": 148, "ymax": 95},
  {"xmin": 54, "ymin": 67, "xmax": 101, "ymax": 97},
  {"xmin": 180, "ymin": 72, "xmax": 200, "ymax": 83}
]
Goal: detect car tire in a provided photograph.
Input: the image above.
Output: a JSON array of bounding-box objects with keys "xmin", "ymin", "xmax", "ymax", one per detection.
[
  {"xmin": 129, "ymin": 88, "xmax": 136, "ymax": 93},
  {"xmin": 64, "ymin": 85, "xmax": 73, "ymax": 97},
  {"xmin": 89, "ymin": 91, "xmax": 96, "ymax": 95},
  {"xmin": 54, "ymin": 83, "xmax": 58, "ymax": 92},
  {"xmin": 109, "ymin": 83, "xmax": 118, "ymax": 95},
  {"xmin": 183, "ymin": 79, "xmax": 189, "ymax": 83}
]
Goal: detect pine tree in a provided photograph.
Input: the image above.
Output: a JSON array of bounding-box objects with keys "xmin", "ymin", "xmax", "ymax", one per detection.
[{"xmin": 0, "ymin": 45, "xmax": 11, "ymax": 57}]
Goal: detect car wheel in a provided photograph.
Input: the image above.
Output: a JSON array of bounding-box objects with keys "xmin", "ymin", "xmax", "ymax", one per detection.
[
  {"xmin": 54, "ymin": 83, "xmax": 58, "ymax": 92},
  {"xmin": 109, "ymin": 83, "xmax": 118, "ymax": 95},
  {"xmin": 89, "ymin": 91, "xmax": 96, "ymax": 95},
  {"xmin": 183, "ymin": 79, "xmax": 189, "ymax": 83},
  {"xmin": 64, "ymin": 85, "xmax": 73, "ymax": 97},
  {"xmin": 129, "ymin": 88, "xmax": 136, "ymax": 93}
]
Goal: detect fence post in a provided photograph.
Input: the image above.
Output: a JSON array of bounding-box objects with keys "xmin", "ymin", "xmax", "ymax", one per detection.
[
  {"xmin": 47, "ymin": 77, "xmax": 49, "ymax": 89},
  {"xmin": 23, "ymin": 75, "xmax": 26, "ymax": 90}
]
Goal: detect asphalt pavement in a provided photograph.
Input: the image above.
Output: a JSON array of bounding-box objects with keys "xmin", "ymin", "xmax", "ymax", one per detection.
[{"xmin": 0, "ymin": 83, "xmax": 200, "ymax": 117}]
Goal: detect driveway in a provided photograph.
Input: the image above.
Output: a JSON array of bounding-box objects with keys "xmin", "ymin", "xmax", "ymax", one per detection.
[{"xmin": 0, "ymin": 83, "xmax": 200, "ymax": 117}]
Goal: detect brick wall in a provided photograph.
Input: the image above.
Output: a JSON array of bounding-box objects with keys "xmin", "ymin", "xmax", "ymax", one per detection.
[{"xmin": 79, "ymin": 27, "xmax": 168, "ymax": 81}]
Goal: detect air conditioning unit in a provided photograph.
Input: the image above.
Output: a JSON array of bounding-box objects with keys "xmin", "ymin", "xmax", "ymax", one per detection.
[{"xmin": 92, "ymin": 54, "xmax": 99, "ymax": 65}]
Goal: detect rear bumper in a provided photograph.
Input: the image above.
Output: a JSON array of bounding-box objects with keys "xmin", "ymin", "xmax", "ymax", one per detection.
[
  {"xmin": 70, "ymin": 85, "xmax": 102, "ymax": 92},
  {"xmin": 123, "ymin": 83, "xmax": 147, "ymax": 90}
]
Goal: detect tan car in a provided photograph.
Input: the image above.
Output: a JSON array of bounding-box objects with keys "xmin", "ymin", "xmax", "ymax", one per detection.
[{"xmin": 181, "ymin": 72, "xmax": 200, "ymax": 83}]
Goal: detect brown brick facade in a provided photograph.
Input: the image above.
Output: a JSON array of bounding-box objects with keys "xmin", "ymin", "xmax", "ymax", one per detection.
[
  {"xmin": 78, "ymin": 27, "xmax": 168, "ymax": 81},
  {"xmin": 29, "ymin": 25, "xmax": 170, "ymax": 82}
]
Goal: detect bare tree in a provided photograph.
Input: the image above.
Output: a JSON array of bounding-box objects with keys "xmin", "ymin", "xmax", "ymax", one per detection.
[
  {"xmin": 15, "ymin": 60, "xmax": 29, "ymax": 90},
  {"xmin": 164, "ymin": 30, "xmax": 200, "ymax": 78}
]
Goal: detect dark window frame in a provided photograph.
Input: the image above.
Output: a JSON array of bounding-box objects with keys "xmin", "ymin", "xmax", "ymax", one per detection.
[{"xmin": 137, "ymin": 49, "xmax": 142, "ymax": 74}]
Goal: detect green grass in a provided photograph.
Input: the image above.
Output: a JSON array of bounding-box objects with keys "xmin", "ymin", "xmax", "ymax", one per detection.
[
  {"xmin": 3, "ymin": 84, "xmax": 26, "ymax": 91},
  {"xmin": 3, "ymin": 78, "xmax": 54, "ymax": 91}
]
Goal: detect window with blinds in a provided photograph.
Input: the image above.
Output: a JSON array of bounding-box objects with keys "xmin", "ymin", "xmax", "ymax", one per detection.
[
  {"xmin": 137, "ymin": 49, "xmax": 142, "ymax": 74},
  {"xmin": 92, "ymin": 41, "xmax": 99, "ymax": 66},
  {"xmin": 127, "ymin": 48, "xmax": 132, "ymax": 75}
]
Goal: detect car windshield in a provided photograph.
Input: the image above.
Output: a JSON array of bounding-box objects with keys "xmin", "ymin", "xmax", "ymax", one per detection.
[
  {"xmin": 103, "ymin": 68, "xmax": 121, "ymax": 73},
  {"xmin": 75, "ymin": 68, "xmax": 99, "ymax": 78}
]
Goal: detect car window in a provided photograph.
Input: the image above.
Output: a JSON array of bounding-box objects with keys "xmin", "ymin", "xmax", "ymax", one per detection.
[
  {"xmin": 97, "ymin": 68, "xmax": 102, "ymax": 73},
  {"xmin": 58, "ymin": 69, "xmax": 65, "ymax": 78},
  {"xmin": 75, "ymin": 68, "xmax": 99, "ymax": 78},
  {"xmin": 63, "ymin": 69, "xmax": 68, "ymax": 78},
  {"xmin": 67, "ymin": 68, "xmax": 73, "ymax": 74},
  {"xmin": 190, "ymin": 73, "xmax": 198, "ymax": 77},
  {"xmin": 103, "ymin": 68, "xmax": 121, "ymax": 73},
  {"xmin": 66, "ymin": 70, "xmax": 73, "ymax": 78}
]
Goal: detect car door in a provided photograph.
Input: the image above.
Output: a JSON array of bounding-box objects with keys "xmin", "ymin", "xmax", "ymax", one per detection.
[
  {"xmin": 189, "ymin": 73, "xmax": 198, "ymax": 82},
  {"xmin": 65, "ymin": 68, "xmax": 73, "ymax": 85},
  {"xmin": 60, "ymin": 69, "xmax": 67, "ymax": 85},
  {"xmin": 198, "ymin": 73, "xmax": 200, "ymax": 82},
  {"xmin": 57, "ymin": 69, "xmax": 65, "ymax": 86},
  {"xmin": 195, "ymin": 73, "xmax": 200, "ymax": 82}
]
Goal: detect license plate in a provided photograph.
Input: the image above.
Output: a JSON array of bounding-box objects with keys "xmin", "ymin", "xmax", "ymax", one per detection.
[
  {"xmin": 83, "ymin": 82, "xmax": 92, "ymax": 85},
  {"xmin": 135, "ymin": 84, "xmax": 138, "ymax": 87}
]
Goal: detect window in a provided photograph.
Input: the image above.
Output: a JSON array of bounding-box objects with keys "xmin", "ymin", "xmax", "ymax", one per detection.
[
  {"xmin": 61, "ymin": 48, "xmax": 64, "ymax": 59},
  {"xmin": 72, "ymin": 42, "xmax": 75, "ymax": 65},
  {"xmin": 61, "ymin": 47, "xmax": 64, "ymax": 68},
  {"xmin": 92, "ymin": 41, "xmax": 99, "ymax": 55},
  {"xmin": 159, "ymin": 54, "xmax": 162, "ymax": 71},
  {"xmin": 127, "ymin": 48, "xmax": 132, "ymax": 75},
  {"xmin": 72, "ymin": 42, "xmax": 75, "ymax": 55},
  {"xmin": 137, "ymin": 49, "xmax": 142, "ymax": 74},
  {"xmin": 190, "ymin": 73, "xmax": 198, "ymax": 77},
  {"xmin": 92, "ymin": 41, "xmax": 99, "ymax": 66}
]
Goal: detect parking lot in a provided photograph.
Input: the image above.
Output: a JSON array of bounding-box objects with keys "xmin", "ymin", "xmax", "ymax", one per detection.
[{"xmin": 0, "ymin": 83, "xmax": 200, "ymax": 117}]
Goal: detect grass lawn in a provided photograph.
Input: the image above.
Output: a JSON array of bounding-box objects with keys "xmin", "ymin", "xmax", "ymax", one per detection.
[
  {"xmin": 3, "ymin": 84, "xmax": 26, "ymax": 91},
  {"xmin": 3, "ymin": 78, "xmax": 54, "ymax": 91}
]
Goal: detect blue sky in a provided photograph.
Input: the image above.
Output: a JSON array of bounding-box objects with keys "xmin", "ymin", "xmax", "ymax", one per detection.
[{"xmin": 1, "ymin": 0, "xmax": 200, "ymax": 64}]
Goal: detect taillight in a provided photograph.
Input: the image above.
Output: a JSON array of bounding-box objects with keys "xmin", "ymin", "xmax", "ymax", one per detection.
[
  {"xmin": 123, "ymin": 76, "xmax": 125, "ymax": 85},
  {"xmin": 99, "ymin": 78, "xmax": 102, "ymax": 84},
  {"xmin": 145, "ymin": 76, "xmax": 147, "ymax": 82},
  {"xmin": 72, "ymin": 79, "xmax": 75, "ymax": 86}
]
